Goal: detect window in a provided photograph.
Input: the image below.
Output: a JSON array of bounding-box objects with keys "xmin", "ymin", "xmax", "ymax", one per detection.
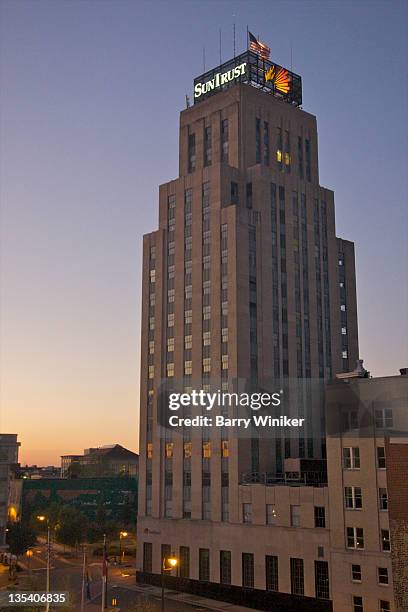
[
  {"xmin": 379, "ymin": 488, "xmax": 388, "ymax": 510},
  {"xmin": 375, "ymin": 408, "xmax": 393, "ymax": 429},
  {"xmin": 379, "ymin": 601, "xmax": 390, "ymax": 612},
  {"xmin": 221, "ymin": 440, "xmax": 229, "ymax": 457},
  {"xmin": 222, "ymin": 327, "xmax": 228, "ymax": 343},
  {"xmin": 188, "ymin": 133, "xmax": 196, "ymax": 173},
  {"xmin": 351, "ymin": 564, "xmax": 361, "ymax": 582},
  {"xmin": 184, "ymin": 335, "xmax": 192, "ymax": 349},
  {"xmin": 345, "ymin": 486, "xmax": 363, "ymax": 509},
  {"xmin": 203, "ymin": 331, "xmax": 211, "ymax": 346},
  {"xmin": 315, "ymin": 560, "xmax": 330, "ymax": 599},
  {"xmin": 246, "ymin": 182, "xmax": 253, "ymax": 209},
  {"xmin": 179, "ymin": 546, "xmax": 190, "ymax": 578},
  {"xmin": 167, "ymin": 313, "xmax": 175, "ymax": 327},
  {"xmin": 266, "ymin": 504, "xmax": 277, "ymax": 524},
  {"xmin": 290, "ymin": 505, "xmax": 301, "ymax": 527},
  {"xmin": 148, "ymin": 365, "xmax": 154, "ymax": 379},
  {"xmin": 202, "ymin": 441, "xmax": 211, "ymax": 458},
  {"xmin": 377, "ymin": 447, "xmax": 386, "ymax": 469},
  {"xmin": 347, "ymin": 527, "xmax": 364, "ymax": 549},
  {"xmin": 166, "ymin": 363, "xmax": 174, "ymax": 378},
  {"xmin": 184, "ymin": 361, "xmax": 192, "ymax": 375},
  {"xmin": 255, "ymin": 118, "xmax": 261, "ymax": 163},
  {"xmin": 264, "ymin": 121, "xmax": 270, "ymax": 165},
  {"xmin": 204, "ymin": 126, "xmax": 212, "ymax": 166},
  {"xmin": 220, "ymin": 550, "xmax": 231, "ymax": 584},
  {"xmin": 143, "ymin": 542, "xmax": 152, "ymax": 573},
  {"xmin": 381, "ymin": 529, "xmax": 390, "ymax": 551},
  {"xmin": 183, "ymin": 441, "xmax": 192, "ymax": 458},
  {"xmin": 242, "ymin": 553, "xmax": 254, "ymax": 588},
  {"xmin": 165, "ymin": 442, "xmax": 173, "ymax": 458},
  {"xmin": 314, "ymin": 506, "xmax": 326, "ymax": 528},
  {"xmin": 305, "ymin": 138, "xmax": 311, "ymax": 181},
  {"xmin": 343, "ymin": 447, "xmax": 360, "ymax": 469},
  {"xmin": 147, "ymin": 443, "xmax": 153, "ymax": 459},
  {"xmin": 243, "ymin": 503, "xmax": 252, "ymax": 523},
  {"xmin": 378, "ymin": 567, "xmax": 389, "ymax": 585},
  {"xmin": 231, "ymin": 181, "xmax": 239, "ymax": 204},
  {"xmin": 203, "ymin": 358, "xmax": 211, "ymax": 373},
  {"xmin": 221, "ymin": 118, "xmax": 229, "ymax": 162},
  {"xmin": 199, "ymin": 548, "xmax": 210, "ymax": 581},
  {"xmin": 265, "ymin": 555, "xmax": 278, "ymax": 591},
  {"xmin": 167, "ymin": 338, "xmax": 174, "ymax": 352},
  {"xmin": 353, "ymin": 596, "xmax": 363, "ymax": 612},
  {"xmin": 290, "ymin": 558, "xmax": 304, "ymax": 595}
]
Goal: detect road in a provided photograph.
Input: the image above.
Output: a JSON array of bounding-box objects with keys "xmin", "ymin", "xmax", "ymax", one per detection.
[{"xmin": 14, "ymin": 543, "xmax": 209, "ymax": 611}]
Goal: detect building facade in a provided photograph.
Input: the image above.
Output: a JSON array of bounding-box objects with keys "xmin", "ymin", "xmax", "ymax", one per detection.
[
  {"xmin": 0, "ymin": 434, "xmax": 20, "ymax": 547},
  {"xmin": 137, "ymin": 52, "xmax": 366, "ymax": 610}
]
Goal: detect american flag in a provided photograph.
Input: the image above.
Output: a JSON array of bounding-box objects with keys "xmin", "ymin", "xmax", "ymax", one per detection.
[{"xmin": 248, "ymin": 31, "xmax": 270, "ymax": 60}]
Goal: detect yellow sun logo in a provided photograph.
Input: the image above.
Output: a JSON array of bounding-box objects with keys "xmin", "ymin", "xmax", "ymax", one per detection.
[{"xmin": 265, "ymin": 66, "xmax": 290, "ymax": 94}]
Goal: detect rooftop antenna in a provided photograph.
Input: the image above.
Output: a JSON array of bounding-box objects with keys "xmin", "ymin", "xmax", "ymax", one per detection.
[
  {"xmin": 290, "ymin": 41, "xmax": 293, "ymax": 72},
  {"xmin": 203, "ymin": 46, "xmax": 206, "ymax": 72},
  {"xmin": 219, "ymin": 28, "xmax": 222, "ymax": 65},
  {"xmin": 185, "ymin": 94, "xmax": 190, "ymax": 108},
  {"xmin": 233, "ymin": 14, "xmax": 236, "ymax": 58}
]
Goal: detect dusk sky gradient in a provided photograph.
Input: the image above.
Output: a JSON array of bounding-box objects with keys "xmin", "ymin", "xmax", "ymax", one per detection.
[{"xmin": 1, "ymin": 0, "xmax": 407, "ymax": 465}]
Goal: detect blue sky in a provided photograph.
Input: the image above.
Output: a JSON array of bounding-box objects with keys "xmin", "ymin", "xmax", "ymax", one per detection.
[{"xmin": 1, "ymin": 0, "xmax": 407, "ymax": 464}]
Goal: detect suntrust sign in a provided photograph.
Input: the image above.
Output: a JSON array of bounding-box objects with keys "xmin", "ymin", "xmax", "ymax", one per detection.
[
  {"xmin": 193, "ymin": 51, "xmax": 302, "ymax": 107},
  {"xmin": 194, "ymin": 62, "xmax": 247, "ymax": 99}
]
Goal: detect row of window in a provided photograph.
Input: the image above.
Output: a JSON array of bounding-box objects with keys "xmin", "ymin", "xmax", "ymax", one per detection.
[
  {"xmin": 346, "ymin": 526, "xmax": 390, "ymax": 551},
  {"xmin": 188, "ymin": 119, "xmax": 229, "ymax": 172},
  {"xmin": 343, "ymin": 446, "xmax": 386, "ymax": 469},
  {"xmin": 353, "ymin": 596, "xmax": 390, "ymax": 612},
  {"xmin": 344, "ymin": 486, "xmax": 388, "ymax": 511},
  {"xmin": 142, "ymin": 542, "xmax": 329, "ymax": 598}
]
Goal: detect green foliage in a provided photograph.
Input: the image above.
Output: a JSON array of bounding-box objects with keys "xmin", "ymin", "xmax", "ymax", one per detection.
[
  {"xmin": 6, "ymin": 522, "xmax": 36, "ymax": 557},
  {"xmin": 55, "ymin": 505, "xmax": 89, "ymax": 547}
]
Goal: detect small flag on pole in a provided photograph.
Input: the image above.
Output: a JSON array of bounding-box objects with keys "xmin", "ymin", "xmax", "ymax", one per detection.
[{"xmin": 248, "ymin": 31, "xmax": 270, "ymax": 60}]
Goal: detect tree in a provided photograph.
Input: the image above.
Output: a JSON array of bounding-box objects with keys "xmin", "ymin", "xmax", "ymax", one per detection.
[
  {"xmin": 55, "ymin": 506, "xmax": 88, "ymax": 548},
  {"xmin": 6, "ymin": 522, "xmax": 36, "ymax": 557}
]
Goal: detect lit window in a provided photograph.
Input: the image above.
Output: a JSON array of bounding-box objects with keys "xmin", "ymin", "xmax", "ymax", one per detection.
[
  {"xmin": 346, "ymin": 527, "xmax": 364, "ymax": 549},
  {"xmin": 341, "ymin": 327, "xmax": 347, "ymax": 335},
  {"xmin": 342, "ymin": 350, "xmax": 348, "ymax": 359},
  {"xmin": 276, "ymin": 149, "xmax": 282, "ymax": 162},
  {"xmin": 221, "ymin": 355, "xmax": 229, "ymax": 370},
  {"xmin": 184, "ymin": 335, "xmax": 192, "ymax": 349},
  {"xmin": 341, "ymin": 304, "xmax": 346, "ymax": 312},
  {"xmin": 184, "ymin": 442, "xmax": 192, "ymax": 458},
  {"xmin": 203, "ymin": 442, "xmax": 211, "ymax": 458},
  {"xmin": 221, "ymin": 440, "xmax": 229, "ymax": 458},
  {"xmin": 147, "ymin": 443, "xmax": 153, "ymax": 459},
  {"xmin": 203, "ymin": 332, "xmax": 211, "ymax": 346},
  {"xmin": 266, "ymin": 504, "xmax": 277, "ymax": 524},
  {"xmin": 167, "ymin": 338, "xmax": 174, "ymax": 352},
  {"xmin": 167, "ymin": 363, "xmax": 174, "ymax": 378},
  {"xmin": 165, "ymin": 443, "xmax": 174, "ymax": 458},
  {"xmin": 184, "ymin": 310, "xmax": 192, "ymax": 324},
  {"xmin": 184, "ymin": 361, "xmax": 192, "ymax": 375},
  {"xmin": 203, "ymin": 358, "xmax": 211, "ymax": 373},
  {"xmin": 284, "ymin": 152, "xmax": 291, "ymax": 165},
  {"xmin": 378, "ymin": 567, "xmax": 389, "ymax": 585},
  {"xmin": 351, "ymin": 564, "xmax": 361, "ymax": 582},
  {"xmin": 381, "ymin": 529, "xmax": 390, "ymax": 551},
  {"xmin": 167, "ymin": 313, "xmax": 175, "ymax": 327}
]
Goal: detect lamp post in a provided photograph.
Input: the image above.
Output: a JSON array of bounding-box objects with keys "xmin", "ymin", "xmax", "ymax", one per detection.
[
  {"xmin": 36, "ymin": 516, "xmax": 50, "ymax": 612},
  {"xmin": 161, "ymin": 553, "xmax": 177, "ymax": 612},
  {"xmin": 118, "ymin": 532, "xmax": 128, "ymax": 565}
]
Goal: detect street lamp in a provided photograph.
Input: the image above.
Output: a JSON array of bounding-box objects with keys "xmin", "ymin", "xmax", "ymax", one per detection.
[
  {"xmin": 118, "ymin": 531, "xmax": 128, "ymax": 565},
  {"xmin": 161, "ymin": 553, "xmax": 178, "ymax": 612},
  {"xmin": 36, "ymin": 515, "xmax": 51, "ymax": 612}
]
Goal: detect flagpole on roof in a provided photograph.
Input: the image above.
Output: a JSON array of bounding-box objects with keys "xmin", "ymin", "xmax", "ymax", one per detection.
[
  {"xmin": 219, "ymin": 28, "xmax": 222, "ymax": 65},
  {"xmin": 246, "ymin": 25, "xmax": 249, "ymax": 51}
]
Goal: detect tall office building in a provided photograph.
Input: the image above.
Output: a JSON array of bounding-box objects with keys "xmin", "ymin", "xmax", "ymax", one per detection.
[{"xmin": 137, "ymin": 51, "xmax": 359, "ymax": 609}]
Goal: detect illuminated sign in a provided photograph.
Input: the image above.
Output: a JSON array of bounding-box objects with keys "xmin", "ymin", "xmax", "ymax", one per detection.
[
  {"xmin": 193, "ymin": 51, "xmax": 302, "ymax": 107},
  {"xmin": 194, "ymin": 62, "xmax": 247, "ymax": 99}
]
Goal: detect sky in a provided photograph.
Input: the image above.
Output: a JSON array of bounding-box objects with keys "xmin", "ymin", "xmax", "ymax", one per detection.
[{"xmin": 0, "ymin": 0, "xmax": 407, "ymax": 466}]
